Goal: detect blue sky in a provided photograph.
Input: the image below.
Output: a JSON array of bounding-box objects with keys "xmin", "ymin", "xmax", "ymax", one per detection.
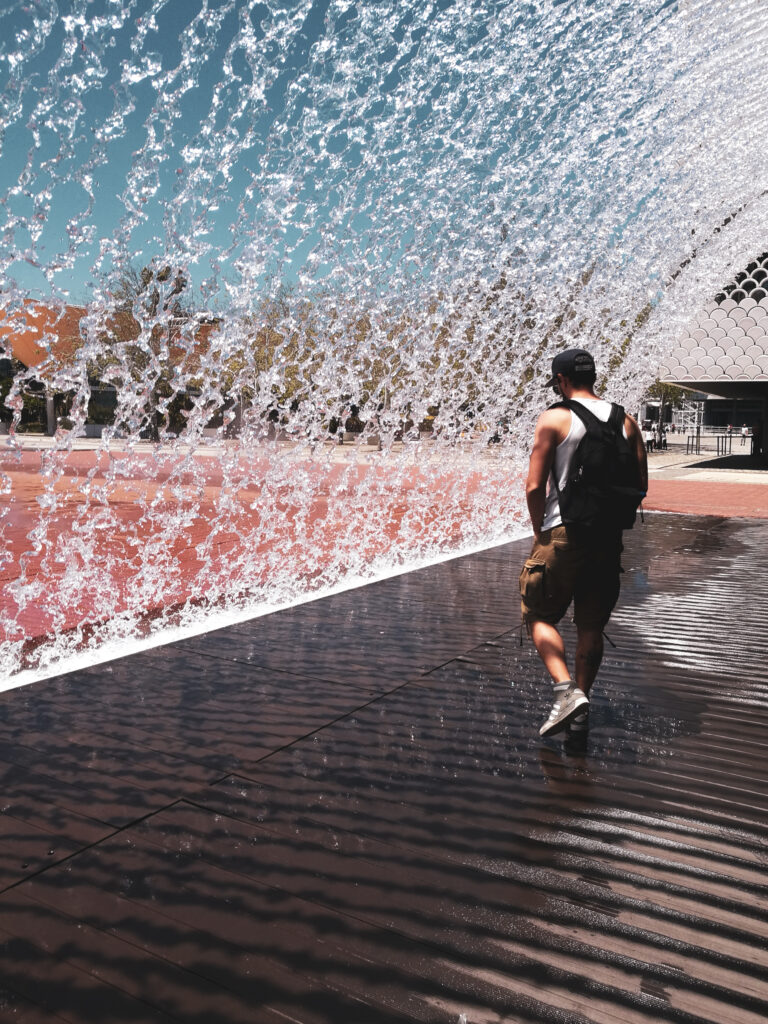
[
  {"xmin": 0, "ymin": 0, "xmax": 689, "ymax": 320},
  {"xmin": 0, "ymin": 0, "xmax": 331, "ymax": 303}
]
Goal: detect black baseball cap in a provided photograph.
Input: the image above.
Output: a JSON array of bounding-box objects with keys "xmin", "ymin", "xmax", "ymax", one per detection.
[{"xmin": 544, "ymin": 348, "xmax": 596, "ymax": 387}]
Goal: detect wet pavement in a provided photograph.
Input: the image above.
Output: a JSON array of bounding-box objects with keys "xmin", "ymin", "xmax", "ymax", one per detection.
[{"xmin": 1, "ymin": 512, "xmax": 767, "ymax": 1022}]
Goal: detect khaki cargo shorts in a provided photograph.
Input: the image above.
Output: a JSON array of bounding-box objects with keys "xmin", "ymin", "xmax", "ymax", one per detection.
[{"xmin": 519, "ymin": 525, "xmax": 623, "ymax": 631}]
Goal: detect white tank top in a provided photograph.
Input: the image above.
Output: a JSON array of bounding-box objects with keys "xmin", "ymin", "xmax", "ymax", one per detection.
[{"xmin": 541, "ymin": 397, "xmax": 626, "ymax": 531}]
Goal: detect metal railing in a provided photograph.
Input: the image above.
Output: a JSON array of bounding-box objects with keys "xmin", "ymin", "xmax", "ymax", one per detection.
[
  {"xmin": 686, "ymin": 433, "xmax": 735, "ymax": 456},
  {"xmin": 716, "ymin": 434, "xmax": 733, "ymax": 456}
]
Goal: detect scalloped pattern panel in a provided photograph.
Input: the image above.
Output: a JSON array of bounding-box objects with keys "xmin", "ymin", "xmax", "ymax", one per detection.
[
  {"xmin": 716, "ymin": 251, "xmax": 768, "ymax": 302},
  {"xmin": 660, "ymin": 297, "xmax": 768, "ymax": 382}
]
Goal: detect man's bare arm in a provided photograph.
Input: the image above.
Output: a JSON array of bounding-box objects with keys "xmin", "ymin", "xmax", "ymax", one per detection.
[
  {"xmin": 525, "ymin": 409, "xmax": 568, "ymax": 538},
  {"xmin": 624, "ymin": 414, "xmax": 648, "ymax": 492}
]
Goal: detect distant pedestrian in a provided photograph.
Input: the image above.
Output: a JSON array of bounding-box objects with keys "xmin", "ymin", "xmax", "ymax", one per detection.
[
  {"xmin": 741, "ymin": 423, "xmax": 749, "ymax": 446},
  {"xmin": 520, "ymin": 349, "xmax": 647, "ymax": 746}
]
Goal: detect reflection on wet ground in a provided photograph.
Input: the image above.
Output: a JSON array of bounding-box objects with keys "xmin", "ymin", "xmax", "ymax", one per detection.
[{"xmin": 0, "ymin": 512, "xmax": 766, "ymax": 1023}]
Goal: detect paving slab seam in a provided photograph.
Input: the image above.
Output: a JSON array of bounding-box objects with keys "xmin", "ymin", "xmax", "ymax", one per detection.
[
  {"xmin": 194, "ymin": 633, "xmax": 531, "ymax": 776},
  {"xmin": 207, "ymin": 673, "xmax": 446, "ymax": 777},
  {"xmin": 174, "ymin": 626, "xmax": 526, "ymax": 699},
  {"xmin": 0, "ymin": 914, "xmax": 227, "ymax": 1024},
  {"xmin": 0, "ymin": 828, "xmax": 125, "ymax": 899},
  {"xmin": 0, "ymin": 799, "xmax": 198, "ymax": 900},
  {"xmin": 409, "ymin": 627, "xmax": 528, "ymax": 684}
]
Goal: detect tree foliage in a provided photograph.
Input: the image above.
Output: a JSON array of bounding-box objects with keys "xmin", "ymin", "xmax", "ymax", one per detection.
[{"xmin": 645, "ymin": 379, "xmax": 687, "ymax": 406}]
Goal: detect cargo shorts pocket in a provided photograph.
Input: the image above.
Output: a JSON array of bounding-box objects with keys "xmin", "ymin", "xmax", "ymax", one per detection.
[{"xmin": 519, "ymin": 559, "xmax": 546, "ymax": 606}]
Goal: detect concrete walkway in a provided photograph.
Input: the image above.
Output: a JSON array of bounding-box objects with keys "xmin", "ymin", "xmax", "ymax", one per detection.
[
  {"xmin": 646, "ymin": 445, "xmax": 768, "ymax": 518},
  {"xmin": 0, "ymin": 509, "xmax": 767, "ymax": 1023}
]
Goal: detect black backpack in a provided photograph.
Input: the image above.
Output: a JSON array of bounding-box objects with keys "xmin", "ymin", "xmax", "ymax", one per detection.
[{"xmin": 552, "ymin": 400, "xmax": 644, "ymax": 530}]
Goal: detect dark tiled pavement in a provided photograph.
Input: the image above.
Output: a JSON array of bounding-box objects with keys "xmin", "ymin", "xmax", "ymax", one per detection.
[{"xmin": 1, "ymin": 513, "xmax": 768, "ymax": 1022}]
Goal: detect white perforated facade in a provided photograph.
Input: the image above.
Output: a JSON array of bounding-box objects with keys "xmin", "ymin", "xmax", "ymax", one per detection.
[
  {"xmin": 661, "ymin": 252, "xmax": 768, "ymax": 402},
  {"xmin": 661, "ymin": 296, "xmax": 768, "ymax": 387}
]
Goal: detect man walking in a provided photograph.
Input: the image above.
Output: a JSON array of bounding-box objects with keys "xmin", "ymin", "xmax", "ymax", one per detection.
[{"xmin": 519, "ymin": 349, "xmax": 647, "ymax": 743}]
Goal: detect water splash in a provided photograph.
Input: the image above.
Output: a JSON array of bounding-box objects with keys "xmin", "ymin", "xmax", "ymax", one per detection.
[{"xmin": 1, "ymin": 0, "xmax": 768, "ymax": 680}]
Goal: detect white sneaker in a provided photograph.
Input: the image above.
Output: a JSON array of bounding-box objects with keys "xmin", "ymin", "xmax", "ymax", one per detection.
[{"xmin": 539, "ymin": 685, "xmax": 589, "ymax": 738}]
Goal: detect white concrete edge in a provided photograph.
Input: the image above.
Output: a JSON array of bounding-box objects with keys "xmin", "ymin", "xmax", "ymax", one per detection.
[{"xmin": 2, "ymin": 526, "xmax": 530, "ymax": 694}]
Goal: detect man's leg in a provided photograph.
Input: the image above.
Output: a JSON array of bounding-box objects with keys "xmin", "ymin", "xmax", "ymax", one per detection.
[
  {"xmin": 530, "ymin": 619, "xmax": 589, "ymax": 737},
  {"xmin": 529, "ymin": 619, "xmax": 570, "ymax": 684},
  {"xmin": 564, "ymin": 626, "xmax": 604, "ymax": 746},
  {"xmin": 568, "ymin": 530, "xmax": 621, "ymax": 744},
  {"xmin": 520, "ymin": 529, "xmax": 587, "ymax": 738},
  {"xmin": 574, "ymin": 627, "xmax": 604, "ymax": 697}
]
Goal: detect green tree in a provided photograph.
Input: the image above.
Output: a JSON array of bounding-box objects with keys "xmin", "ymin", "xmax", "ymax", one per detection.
[{"xmin": 645, "ymin": 379, "xmax": 687, "ymax": 427}]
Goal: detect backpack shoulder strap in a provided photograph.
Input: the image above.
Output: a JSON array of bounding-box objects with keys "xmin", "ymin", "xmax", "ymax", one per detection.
[
  {"xmin": 548, "ymin": 399, "xmax": 628, "ymax": 440},
  {"xmin": 607, "ymin": 403, "xmax": 626, "ymax": 434},
  {"xmin": 565, "ymin": 399, "xmax": 603, "ymax": 434},
  {"xmin": 565, "ymin": 400, "xmax": 627, "ymax": 435}
]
